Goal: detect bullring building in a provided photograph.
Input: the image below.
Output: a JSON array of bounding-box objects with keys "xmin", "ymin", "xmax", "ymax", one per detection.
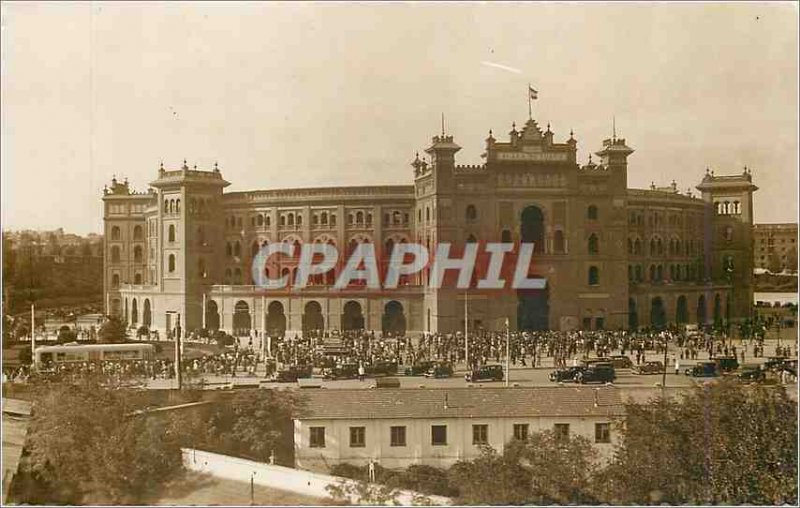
[{"xmin": 103, "ymin": 110, "xmax": 757, "ymax": 338}]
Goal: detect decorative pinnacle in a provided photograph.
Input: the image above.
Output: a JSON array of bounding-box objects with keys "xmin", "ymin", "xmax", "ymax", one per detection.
[
  {"xmin": 159, "ymin": 160, "xmax": 164, "ymax": 170},
  {"xmin": 570, "ymin": 129, "xmax": 574, "ymax": 138},
  {"xmin": 214, "ymin": 161, "xmax": 219, "ymax": 171}
]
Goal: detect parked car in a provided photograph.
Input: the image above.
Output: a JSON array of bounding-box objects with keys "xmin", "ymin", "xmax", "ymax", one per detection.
[
  {"xmin": 685, "ymin": 362, "xmax": 719, "ymax": 377},
  {"xmin": 713, "ymin": 356, "xmax": 739, "ymax": 373},
  {"xmin": 323, "ymin": 363, "xmax": 359, "ymax": 380},
  {"xmin": 763, "ymin": 356, "xmax": 791, "ymax": 371},
  {"xmin": 549, "ymin": 366, "xmax": 584, "ymax": 382},
  {"xmin": 424, "ymin": 362, "xmax": 454, "ymax": 379},
  {"xmin": 366, "ymin": 361, "xmax": 398, "ymax": 377},
  {"xmin": 737, "ymin": 364, "xmax": 766, "ymax": 382},
  {"xmin": 609, "ymin": 356, "xmax": 634, "ymax": 369},
  {"xmin": 404, "ymin": 361, "xmax": 435, "ymax": 376},
  {"xmin": 272, "ymin": 364, "xmax": 313, "ymax": 382},
  {"xmin": 465, "ymin": 364, "xmax": 504, "ymax": 382},
  {"xmin": 575, "ymin": 363, "xmax": 615, "ymax": 384},
  {"xmin": 632, "ymin": 360, "xmax": 665, "ymax": 375}
]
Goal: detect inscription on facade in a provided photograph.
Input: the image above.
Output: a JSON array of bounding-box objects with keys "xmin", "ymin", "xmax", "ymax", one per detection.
[{"xmin": 497, "ymin": 151, "xmax": 568, "ymax": 162}]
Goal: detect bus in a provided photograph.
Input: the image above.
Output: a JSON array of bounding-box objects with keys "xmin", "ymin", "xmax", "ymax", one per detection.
[{"xmin": 34, "ymin": 343, "xmax": 156, "ymax": 370}]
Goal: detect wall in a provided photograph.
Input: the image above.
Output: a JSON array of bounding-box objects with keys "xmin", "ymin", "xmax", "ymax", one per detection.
[{"xmin": 181, "ymin": 448, "xmax": 452, "ymax": 506}]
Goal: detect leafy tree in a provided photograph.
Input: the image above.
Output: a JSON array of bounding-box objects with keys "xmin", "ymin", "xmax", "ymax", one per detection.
[
  {"xmin": 98, "ymin": 315, "xmax": 127, "ymax": 343},
  {"xmin": 202, "ymin": 389, "xmax": 301, "ymax": 465},
  {"xmin": 768, "ymin": 251, "xmax": 783, "ymax": 274},
  {"xmin": 24, "ymin": 376, "xmax": 184, "ymax": 504},
  {"xmin": 604, "ymin": 379, "xmax": 797, "ymax": 505},
  {"xmin": 448, "ymin": 446, "xmax": 530, "ymax": 505}
]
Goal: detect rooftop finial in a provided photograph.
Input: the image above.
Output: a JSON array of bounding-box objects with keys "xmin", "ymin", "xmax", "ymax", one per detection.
[
  {"xmin": 159, "ymin": 160, "xmax": 164, "ymax": 170},
  {"xmin": 214, "ymin": 161, "xmax": 219, "ymax": 171},
  {"xmin": 612, "ymin": 115, "xmax": 617, "ymax": 140},
  {"xmin": 546, "ymin": 122, "xmax": 551, "ymax": 132},
  {"xmin": 441, "ymin": 112, "xmax": 445, "ymax": 136},
  {"xmin": 182, "ymin": 158, "xmax": 188, "ymax": 170},
  {"xmin": 570, "ymin": 129, "xmax": 574, "ymax": 138}
]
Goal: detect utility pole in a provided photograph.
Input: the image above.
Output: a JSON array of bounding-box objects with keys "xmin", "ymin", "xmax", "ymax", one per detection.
[
  {"xmin": 505, "ymin": 317, "xmax": 510, "ymax": 387},
  {"xmin": 661, "ymin": 332, "xmax": 668, "ymax": 391},
  {"xmin": 464, "ymin": 291, "xmax": 469, "ymax": 369}
]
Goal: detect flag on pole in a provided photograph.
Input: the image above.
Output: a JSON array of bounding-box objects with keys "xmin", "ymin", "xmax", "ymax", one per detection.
[{"xmin": 529, "ymin": 86, "xmax": 538, "ymax": 100}]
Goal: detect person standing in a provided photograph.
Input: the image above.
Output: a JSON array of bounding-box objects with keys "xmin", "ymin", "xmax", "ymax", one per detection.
[
  {"xmin": 674, "ymin": 357, "xmax": 680, "ymax": 375},
  {"xmin": 358, "ymin": 362, "xmax": 365, "ymax": 382}
]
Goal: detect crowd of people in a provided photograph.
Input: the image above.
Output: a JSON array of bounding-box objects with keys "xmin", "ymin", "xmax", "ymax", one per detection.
[{"xmin": 4, "ymin": 325, "xmax": 796, "ymax": 385}]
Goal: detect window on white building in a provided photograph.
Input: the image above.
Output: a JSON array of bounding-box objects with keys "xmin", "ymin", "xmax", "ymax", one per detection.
[
  {"xmin": 310, "ymin": 427, "xmax": 325, "ymax": 448},
  {"xmin": 431, "ymin": 425, "xmax": 447, "ymax": 446}
]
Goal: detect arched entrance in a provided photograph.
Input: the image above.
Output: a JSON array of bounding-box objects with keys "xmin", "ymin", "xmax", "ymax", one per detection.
[
  {"xmin": 267, "ymin": 301, "xmax": 287, "ymax": 337},
  {"xmin": 206, "ymin": 300, "xmax": 220, "ymax": 331},
  {"xmin": 233, "ymin": 300, "xmax": 251, "ymax": 336},
  {"xmin": 303, "ymin": 301, "xmax": 325, "ymax": 333},
  {"xmin": 697, "ymin": 295, "xmax": 707, "ymax": 325},
  {"xmin": 342, "ymin": 301, "xmax": 365, "ymax": 332},
  {"xmin": 676, "ymin": 295, "xmax": 688, "ymax": 324},
  {"xmin": 518, "ymin": 206, "xmax": 548, "ymax": 331},
  {"xmin": 713, "ymin": 294, "xmax": 722, "ymax": 327},
  {"xmin": 628, "ymin": 298, "xmax": 639, "ymax": 330},
  {"xmin": 131, "ymin": 299, "xmax": 138, "ymax": 326},
  {"xmin": 143, "ymin": 299, "xmax": 152, "ymax": 327},
  {"xmin": 650, "ymin": 297, "xmax": 667, "ymax": 330},
  {"xmin": 382, "ymin": 301, "xmax": 406, "ymax": 336}
]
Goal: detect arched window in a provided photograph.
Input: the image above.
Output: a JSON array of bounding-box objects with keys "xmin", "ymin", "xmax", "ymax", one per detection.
[
  {"xmin": 163, "ymin": 200, "xmax": 169, "ymax": 213},
  {"xmin": 168, "ymin": 225, "xmax": 176, "ymax": 242},
  {"xmin": 634, "ymin": 238, "xmax": 642, "ymax": 255},
  {"xmin": 226, "ymin": 242, "xmax": 232, "ymax": 257},
  {"xmin": 312, "ymin": 214, "xmax": 318, "ymax": 226},
  {"xmin": 627, "ymin": 238, "xmax": 633, "ymax": 254},
  {"xmin": 111, "ymin": 246, "xmax": 121, "ymax": 262},
  {"xmin": 330, "ymin": 214, "xmax": 336, "ymax": 226},
  {"xmin": 348, "ymin": 214, "xmax": 354, "ymax": 225},
  {"xmin": 356, "ymin": 211, "xmax": 364, "ymax": 224},
  {"xmin": 466, "ymin": 205, "xmax": 478, "ymax": 221},
  {"xmin": 321, "ymin": 212, "xmax": 328, "ymax": 225},
  {"xmin": 175, "ymin": 199, "xmax": 181, "ymax": 213},
  {"xmin": 280, "ymin": 215, "xmax": 286, "ymax": 226},
  {"xmin": 366, "ymin": 213, "xmax": 372, "ymax": 225},
  {"xmin": 588, "ymin": 234, "xmax": 599, "ymax": 255},
  {"xmin": 635, "ymin": 265, "xmax": 643, "ymax": 281},
  {"xmin": 650, "ymin": 238, "xmax": 657, "ymax": 256},
  {"xmin": 169, "ymin": 200, "xmax": 174, "ymax": 214},
  {"xmin": 588, "ymin": 266, "xmax": 599, "ymax": 286},
  {"xmin": 133, "ymin": 225, "xmax": 143, "ymax": 241},
  {"xmin": 724, "ymin": 226, "xmax": 733, "ymax": 241},
  {"xmin": 288, "ymin": 214, "xmax": 294, "ymax": 226},
  {"xmin": 418, "ymin": 209, "xmax": 422, "ymax": 223},
  {"xmin": 297, "ymin": 214, "xmax": 303, "ymax": 226},
  {"xmin": 234, "ymin": 241, "xmax": 241, "ymax": 257},
  {"xmin": 133, "ymin": 245, "xmax": 143, "ymax": 263},
  {"xmin": 111, "ymin": 226, "xmax": 121, "ymax": 241},
  {"xmin": 657, "ymin": 238, "xmax": 664, "ymax": 255},
  {"xmin": 266, "ymin": 215, "xmax": 272, "ymax": 226},
  {"xmin": 134, "ymin": 273, "xmax": 142, "ymax": 284},
  {"xmin": 649, "ymin": 265, "xmax": 656, "ymax": 281},
  {"xmin": 112, "ymin": 274, "xmax": 120, "ymax": 288},
  {"xmin": 426, "ymin": 207, "xmax": 430, "ymax": 222},
  {"xmin": 587, "ymin": 205, "xmax": 598, "ymax": 220},
  {"xmin": 501, "ymin": 229, "xmax": 512, "ymax": 243},
  {"xmin": 553, "ymin": 230, "xmax": 565, "ymax": 253},
  {"xmin": 393, "ymin": 211, "xmax": 401, "ymax": 224},
  {"xmin": 257, "ymin": 214, "xmax": 264, "ymax": 226},
  {"xmin": 656, "ymin": 265, "xmax": 663, "ymax": 281},
  {"xmin": 168, "ymin": 254, "xmax": 175, "ymax": 273}
]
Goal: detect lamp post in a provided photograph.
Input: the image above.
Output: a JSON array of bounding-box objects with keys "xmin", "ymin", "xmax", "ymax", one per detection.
[
  {"xmin": 464, "ymin": 291, "xmax": 469, "ymax": 369},
  {"xmin": 505, "ymin": 317, "xmax": 510, "ymax": 387}
]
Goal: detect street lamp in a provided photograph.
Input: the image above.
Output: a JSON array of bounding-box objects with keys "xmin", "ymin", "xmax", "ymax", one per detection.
[{"xmin": 505, "ymin": 317, "xmax": 510, "ymax": 387}]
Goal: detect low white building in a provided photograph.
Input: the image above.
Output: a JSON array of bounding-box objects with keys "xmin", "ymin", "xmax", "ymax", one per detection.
[{"xmin": 293, "ymin": 385, "xmax": 625, "ymax": 471}]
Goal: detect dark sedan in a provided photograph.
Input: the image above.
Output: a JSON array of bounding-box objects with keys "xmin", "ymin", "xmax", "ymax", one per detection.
[
  {"xmin": 424, "ymin": 362, "xmax": 454, "ymax": 379},
  {"xmin": 549, "ymin": 366, "xmax": 584, "ymax": 382},
  {"xmin": 404, "ymin": 361, "xmax": 435, "ymax": 376},
  {"xmin": 575, "ymin": 363, "xmax": 616, "ymax": 384},
  {"xmin": 632, "ymin": 361, "xmax": 665, "ymax": 375}
]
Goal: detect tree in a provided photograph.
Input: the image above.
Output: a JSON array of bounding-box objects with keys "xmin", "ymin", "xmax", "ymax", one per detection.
[
  {"xmin": 448, "ymin": 446, "xmax": 531, "ymax": 505},
  {"xmin": 604, "ymin": 379, "xmax": 797, "ymax": 505},
  {"xmin": 202, "ymin": 389, "xmax": 301, "ymax": 465},
  {"xmin": 98, "ymin": 316, "xmax": 127, "ymax": 343},
  {"xmin": 786, "ymin": 246, "xmax": 798, "ymax": 273},
  {"xmin": 768, "ymin": 251, "xmax": 783, "ymax": 274},
  {"xmin": 23, "ymin": 376, "xmax": 184, "ymax": 504}
]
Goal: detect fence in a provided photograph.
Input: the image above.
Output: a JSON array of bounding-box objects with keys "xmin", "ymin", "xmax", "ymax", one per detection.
[{"xmin": 181, "ymin": 448, "xmax": 452, "ymax": 505}]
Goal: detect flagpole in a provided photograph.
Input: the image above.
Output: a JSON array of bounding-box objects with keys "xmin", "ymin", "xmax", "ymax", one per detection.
[{"xmin": 528, "ymin": 83, "xmax": 532, "ymax": 120}]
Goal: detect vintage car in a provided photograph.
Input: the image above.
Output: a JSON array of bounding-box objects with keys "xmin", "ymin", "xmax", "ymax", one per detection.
[
  {"xmin": 549, "ymin": 366, "xmax": 584, "ymax": 382},
  {"xmin": 403, "ymin": 360, "xmax": 435, "ymax": 376},
  {"xmin": 322, "ymin": 363, "xmax": 359, "ymax": 380},
  {"xmin": 574, "ymin": 363, "xmax": 616, "ymax": 384},
  {"xmin": 685, "ymin": 362, "xmax": 719, "ymax": 377},
  {"xmin": 609, "ymin": 355, "xmax": 634, "ymax": 369},
  {"xmin": 737, "ymin": 364, "xmax": 766, "ymax": 382},
  {"xmin": 272, "ymin": 364, "xmax": 313, "ymax": 382},
  {"xmin": 424, "ymin": 362, "xmax": 454, "ymax": 379},
  {"xmin": 712, "ymin": 356, "xmax": 740, "ymax": 373},
  {"xmin": 366, "ymin": 361, "xmax": 398, "ymax": 377},
  {"xmin": 632, "ymin": 361, "xmax": 665, "ymax": 375},
  {"xmin": 465, "ymin": 364, "xmax": 504, "ymax": 382}
]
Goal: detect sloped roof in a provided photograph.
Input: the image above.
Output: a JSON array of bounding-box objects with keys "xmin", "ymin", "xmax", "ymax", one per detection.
[{"xmin": 295, "ymin": 386, "xmax": 625, "ymax": 421}]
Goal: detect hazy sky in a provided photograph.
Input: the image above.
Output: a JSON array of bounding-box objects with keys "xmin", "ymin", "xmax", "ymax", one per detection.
[{"xmin": 2, "ymin": 1, "xmax": 797, "ymax": 235}]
